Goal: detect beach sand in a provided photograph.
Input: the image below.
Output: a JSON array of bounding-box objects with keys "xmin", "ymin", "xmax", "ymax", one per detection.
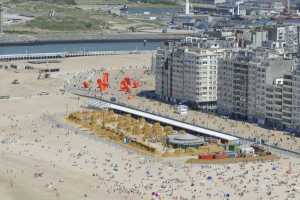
[{"xmin": 0, "ymin": 54, "xmax": 300, "ymax": 200}]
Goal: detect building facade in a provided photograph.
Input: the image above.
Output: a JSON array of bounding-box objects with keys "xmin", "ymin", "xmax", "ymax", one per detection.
[
  {"xmin": 217, "ymin": 49, "xmax": 298, "ymax": 130},
  {"xmin": 268, "ymin": 25, "xmax": 299, "ymax": 53},
  {"xmin": 292, "ymin": 64, "xmax": 300, "ymax": 130},
  {"xmin": 217, "ymin": 50, "xmax": 264, "ymax": 120},
  {"xmin": 155, "ymin": 39, "xmax": 224, "ymax": 109}
]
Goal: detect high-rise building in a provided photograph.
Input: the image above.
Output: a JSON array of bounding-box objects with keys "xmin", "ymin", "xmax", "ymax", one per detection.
[
  {"xmin": 267, "ymin": 25, "xmax": 299, "ymax": 53},
  {"xmin": 217, "ymin": 49, "xmax": 295, "ymax": 129},
  {"xmin": 292, "ymin": 63, "xmax": 300, "ymax": 130},
  {"xmin": 217, "ymin": 50, "xmax": 263, "ymax": 120},
  {"xmin": 251, "ymin": 31, "xmax": 268, "ymax": 48},
  {"xmin": 155, "ymin": 38, "xmax": 225, "ymax": 109}
]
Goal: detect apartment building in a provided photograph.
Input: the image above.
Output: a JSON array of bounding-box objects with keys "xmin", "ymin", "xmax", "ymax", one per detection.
[
  {"xmin": 218, "ymin": 49, "xmax": 296, "ymax": 129},
  {"xmin": 217, "ymin": 50, "xmax": 265, "ymax": 120},
  {"xmin": 282, "ymin": 74, "xmax": 293, "ymax": 128},
  {"xmin": 155, "ymin": 39, "xmax": 224, "ymax": 109},
  {"xmin": 268, "ymin": 25, "xmax": 299, "ymax": 52},
  {"xmin": 251, "ymin": 30, "xmax": 268, "ymax": 48},
  {"xmin": 264, "ymin": 64, "xmax": 300, "ymax": 131},
  {"xmin": 292, "ymin": 64, "xmax": 300, "ymax": 130},
  {"xmin": 265, "ymin": 77, "xmax": 290, "ymax": 128}
]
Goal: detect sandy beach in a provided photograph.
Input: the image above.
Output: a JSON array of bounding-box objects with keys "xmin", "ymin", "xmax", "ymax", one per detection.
[
  {"xmin": 62, "ymin": 55, "xmax": 300, "ymax": 153},
  {"xmin": 1, "ymin": 54, "xmax": 300, "ymax": 200}
]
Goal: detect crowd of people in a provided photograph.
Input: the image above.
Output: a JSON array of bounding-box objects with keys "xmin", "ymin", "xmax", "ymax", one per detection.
[
  {"xmin": 2, "ymin": 111, "xmax": 300, "ymax": 200},
  {"xmin": 67, "ymin": 68, "xmax": 300, "ymax": 154}
]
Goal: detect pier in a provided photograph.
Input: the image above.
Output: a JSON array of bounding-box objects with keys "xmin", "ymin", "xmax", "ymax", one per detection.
[{"xmin": 0, "ymin": 50, "xmax": 155, "ymax": 61}]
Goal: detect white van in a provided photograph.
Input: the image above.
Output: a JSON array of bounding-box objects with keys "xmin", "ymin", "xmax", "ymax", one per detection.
[{"xmin": 176, "ymin": 104, "xmax": 188, "ymax": 115}]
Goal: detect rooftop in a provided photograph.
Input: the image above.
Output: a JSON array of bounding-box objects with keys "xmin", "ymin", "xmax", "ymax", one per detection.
[{"xmin": 167, "ymin": 133, "xmax": 205, "ymax": 146}]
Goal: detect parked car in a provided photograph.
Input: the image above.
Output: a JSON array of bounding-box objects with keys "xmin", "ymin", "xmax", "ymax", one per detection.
[{"xmin": 110, "ymin": 97, "xmax": 117, "ymax": 102}]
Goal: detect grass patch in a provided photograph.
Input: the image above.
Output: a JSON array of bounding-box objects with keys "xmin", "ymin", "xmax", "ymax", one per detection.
[
  {"xmin": 74, "ymin": 0, "xmax": 180, "ymax": 6},
  {"xmin": 6, "ymin": 0, "xmax": 172, "ymax": 33},
  {"xmin": 75, "ymin": 0, "xmax": 127, "ymax": 5},
  {"xmin": 4, "ymin": 29, "xmax": 37, "ymax": 34},
  {"xmin": 128, "ymin": 0, "xmax": 179, "ymax": 7},
  {"xmin": 10, "ymin": 1, "xmax": 133, "ymax": 32},
  {"xmin": 27, "ymin": 16, "xmax": 108, "ymax": 31},
  {"xmin": 10, "ymin": 0, "xmax": 76, "ymax": 4}
]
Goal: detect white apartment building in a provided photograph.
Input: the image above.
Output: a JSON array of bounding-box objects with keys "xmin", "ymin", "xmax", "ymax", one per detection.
[
  {"xmin": 251, "ymin": 31, "xmax": 268, "ymax": 48},
  {"xmin": 268, "ymin": 25, "xmax": 299, "ymax": 52},
  {"xmin": 155, "ymin": 42, "xmax": 224, "ymax": 109}
]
